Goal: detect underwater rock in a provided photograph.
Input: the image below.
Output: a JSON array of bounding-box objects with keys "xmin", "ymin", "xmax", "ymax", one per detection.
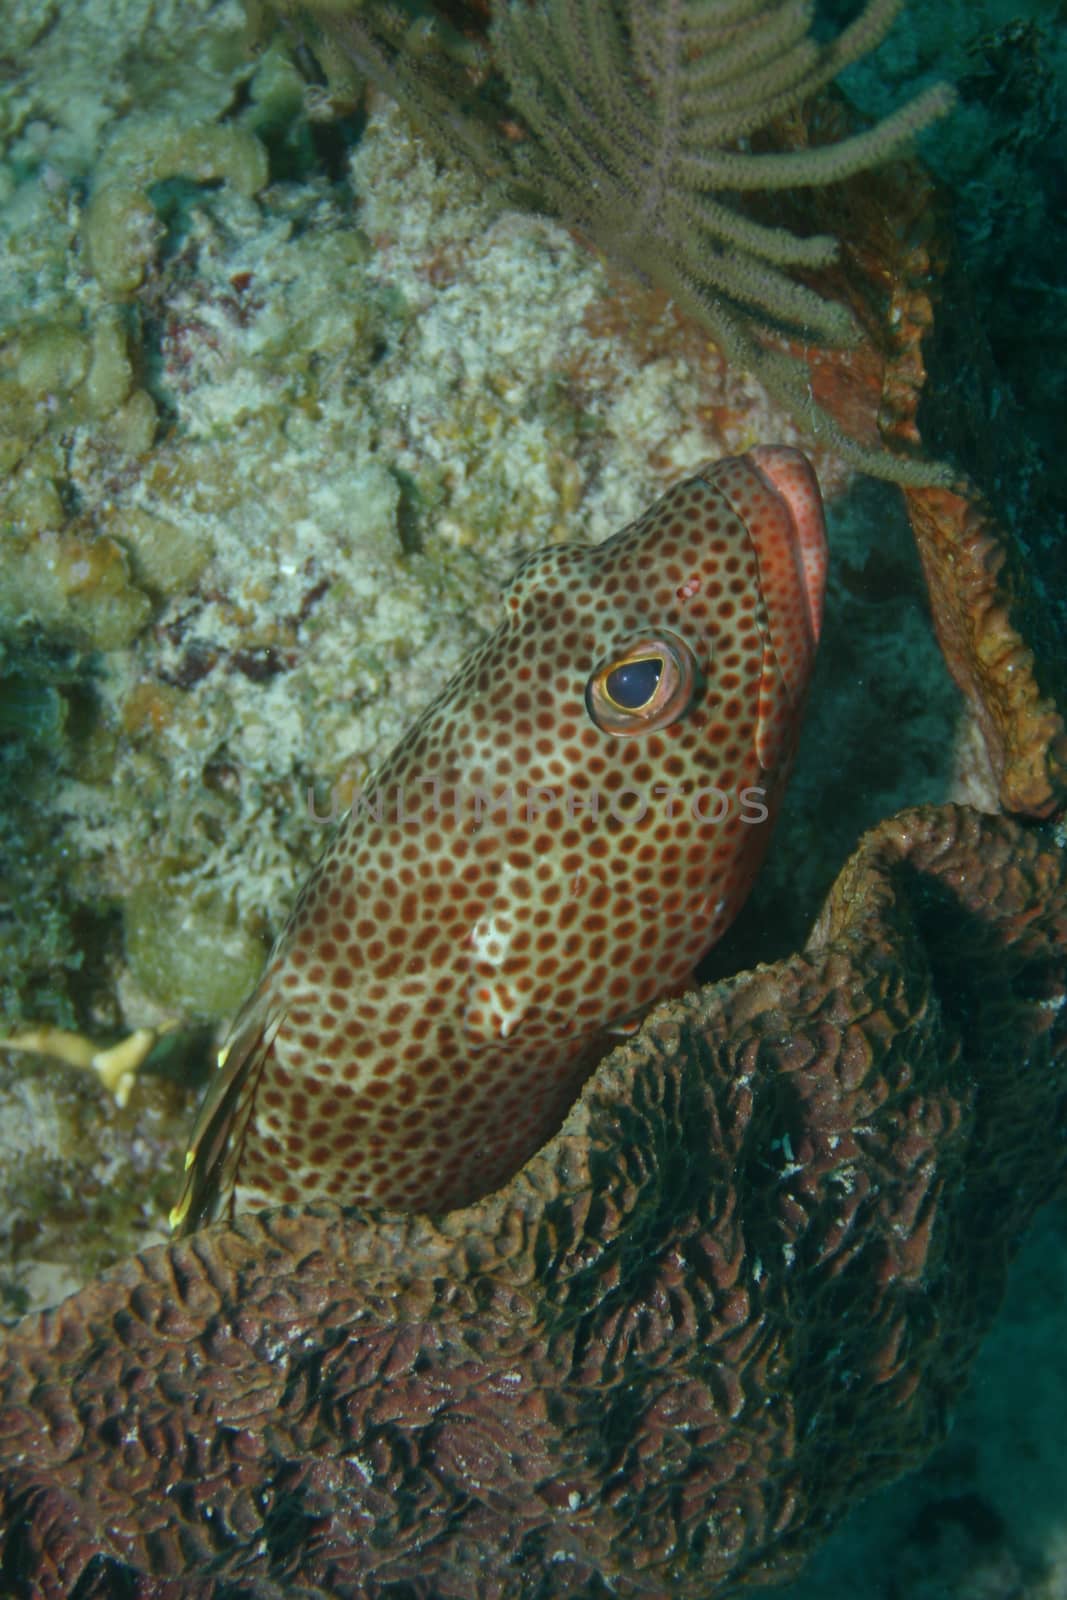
[
  {"xmin": 0, "ymin": 803, "xmax": 1063, "ymax": 1596},
  {"xmin": 0, "ymin": 1049, "xmax": 188, "ymax": 1325}
]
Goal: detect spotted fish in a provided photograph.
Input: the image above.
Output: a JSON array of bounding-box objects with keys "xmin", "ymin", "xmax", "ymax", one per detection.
[{"xmin": 171, "ymin": 446, "xmax": 827, "ymax": 1231}]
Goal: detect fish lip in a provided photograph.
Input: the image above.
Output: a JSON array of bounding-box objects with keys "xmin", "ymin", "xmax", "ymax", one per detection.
[{"xmin": 746, "ymin": 445, "xmax": 829, "ymax": 644}]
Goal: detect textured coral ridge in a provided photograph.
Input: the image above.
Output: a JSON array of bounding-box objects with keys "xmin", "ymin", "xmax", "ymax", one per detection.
[
  {"xmin": 904, "ymin": 487, "xmax": 1067, "ymax": 816},
  {"xmin": 1, "ymin": 804, "xmax": 1064, "ymax": 1599},
  {"xmin": 769, "ymin": 96, "xmax": 1067, "ymax": 819}
]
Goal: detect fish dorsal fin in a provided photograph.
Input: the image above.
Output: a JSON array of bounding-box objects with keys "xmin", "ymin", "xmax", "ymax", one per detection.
[{"xmin": 169, "ymin": 985, "xmax": 285, "ymax": 1236}]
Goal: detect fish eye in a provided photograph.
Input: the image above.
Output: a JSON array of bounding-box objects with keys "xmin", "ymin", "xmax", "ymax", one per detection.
[
  {"xmin": 585, "ymin": 630, "xmax": 701, "ymax": 736},
  {"xmin": 605, "ymin": 655, "xmax": 662, "ymax": 710}
]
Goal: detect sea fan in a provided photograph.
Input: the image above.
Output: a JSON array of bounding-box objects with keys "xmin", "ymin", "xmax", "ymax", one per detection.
[{"xmin": 280, "ymin": 0, "xmax": 955, "ymax": 476}]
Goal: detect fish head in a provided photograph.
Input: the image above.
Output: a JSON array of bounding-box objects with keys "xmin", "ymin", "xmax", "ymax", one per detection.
[
  {"xmin": 379, "ymin": 443, "xmax": 832, "ymax": 1029},
  {"xmin": 490, "ymin": 444, "xmax": 827, "ymax": 794}
]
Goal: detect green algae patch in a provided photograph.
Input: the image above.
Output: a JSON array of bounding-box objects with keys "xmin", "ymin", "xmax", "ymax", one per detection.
[
  {"xmin": 104, "ymin": 119, "xmax": 270, "ymax": 201},
  {"xmin": 0, "ymin": 639, "xmax": 100, "ymax": 1033},
  {"xmin": 85, "ymin": 310, "xmax": 134, "ymax": 416},
  {"xmin": 124, "ymin": 885, "xmax": 268, "ymax": 1019},
  {"xmin": 108, "ymin": 506, "xmax": 212, "ymax": 595},
  {"xmin": 0, "ymin": 528, "xmax": 152, "ymax": 650},
  {"xmin": 83, "ymin": 183, "xmax": 161, "ymax": 295},
  {"xmin": 15, "ymin": 323, "xmax": 90, "ymax": 396}
]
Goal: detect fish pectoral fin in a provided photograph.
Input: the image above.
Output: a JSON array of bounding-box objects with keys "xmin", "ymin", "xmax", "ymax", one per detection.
[
  {"xmin": 169, "ymin": 987, "xmax": 285, "ymax": 1237},
  {"xmin": 605, "ymin": 1009, "xmax": 646, "ymax": 1038}
]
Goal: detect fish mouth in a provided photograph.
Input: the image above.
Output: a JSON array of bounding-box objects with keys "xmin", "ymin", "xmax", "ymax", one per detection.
[{"xmin": 746, "ymin": 445, "xmax": 828, "ymax": 645}]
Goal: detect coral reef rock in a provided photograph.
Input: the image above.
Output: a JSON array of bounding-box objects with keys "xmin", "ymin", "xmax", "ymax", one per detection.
[{"xmin": 0, "ymin": 803, "xmax": 1064, "ymax": 1599}]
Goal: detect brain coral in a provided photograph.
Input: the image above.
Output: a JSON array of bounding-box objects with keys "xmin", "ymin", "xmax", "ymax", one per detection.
[{"xmin": 0, "ymin": 803, "xmax": 1064, "ymax": 1598}]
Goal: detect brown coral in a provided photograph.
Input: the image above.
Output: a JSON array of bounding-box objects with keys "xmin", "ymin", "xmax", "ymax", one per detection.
[
  {"xmin": 753, "ymin": 95, "xmax": 1067, "ymax": 818},
  {"xmin": 1, "ymin": 804, "xmax": 1064, "ymax": 1598},
  {"xmin": 903, "ymin": 486, "xmax": 1067, "ymax": 815}
]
